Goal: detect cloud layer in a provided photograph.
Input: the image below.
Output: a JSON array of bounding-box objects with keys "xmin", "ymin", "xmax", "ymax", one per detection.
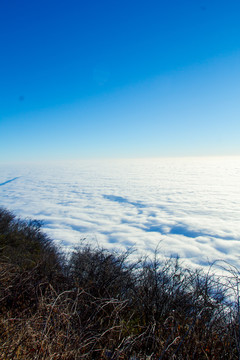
[{"xmin": 0, "ymin": 157, "xmax": 240, "ymax": 269}]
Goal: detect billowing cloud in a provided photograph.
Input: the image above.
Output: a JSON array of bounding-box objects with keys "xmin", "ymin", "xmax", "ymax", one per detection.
[{"xmin": 0, "ymin": 157, "xmax": 240, "ymax": 270}]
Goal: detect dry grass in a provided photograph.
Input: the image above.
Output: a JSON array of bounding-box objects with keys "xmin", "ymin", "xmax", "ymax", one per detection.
[{"xmin": 1, "ymin": 207, "xmax": 240, "ymax": 359}]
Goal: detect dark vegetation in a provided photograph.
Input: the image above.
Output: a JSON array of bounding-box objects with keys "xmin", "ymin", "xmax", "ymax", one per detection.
[{"xmin": 0, "ymin": 207, "xmax": 240, "ymax": 359}]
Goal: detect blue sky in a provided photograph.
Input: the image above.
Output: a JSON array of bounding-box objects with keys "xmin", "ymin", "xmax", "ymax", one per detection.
[{"xmin": 0, "ymin": 0, "xmax": 240, "ymax": 161}]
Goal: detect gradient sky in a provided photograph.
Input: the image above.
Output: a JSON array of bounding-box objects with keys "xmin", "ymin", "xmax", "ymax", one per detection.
[{"xmin": 1, "ymin": 0, "xmax": 240, "ymax": 162}]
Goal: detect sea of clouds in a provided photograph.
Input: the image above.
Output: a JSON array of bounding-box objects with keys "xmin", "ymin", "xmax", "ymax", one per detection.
[{"xmin": 0, "ymin": 157, "xmax": 240, "ymax": 270}]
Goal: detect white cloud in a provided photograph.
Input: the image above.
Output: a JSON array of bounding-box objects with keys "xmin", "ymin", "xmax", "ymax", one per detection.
[{"xmin": 0, "ymin": 157, "xmax": 240, "ymax": 270}]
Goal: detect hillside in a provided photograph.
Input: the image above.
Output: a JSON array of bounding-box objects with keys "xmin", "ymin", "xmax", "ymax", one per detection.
[{"xmin": 0, "ymin": 207, "xmax": 239, "ymax": 359}]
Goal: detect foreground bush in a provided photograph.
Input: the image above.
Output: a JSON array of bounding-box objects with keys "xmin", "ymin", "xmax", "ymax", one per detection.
[{"xmin": 0, "ymin": 207, "xmax": 240, "ymax": 359}]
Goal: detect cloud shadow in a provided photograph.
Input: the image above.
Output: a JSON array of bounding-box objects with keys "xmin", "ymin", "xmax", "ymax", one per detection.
[
  {"xmin": 103, "ymin": 194, "xmax": 146, "ymax": 208},
  {"xmin": 169, "ymin": 225, "xmax": 204, "ymax": 238},
  {"xmin": 0, "ymin": 177, "xmax": 20, "ymax": 186}
]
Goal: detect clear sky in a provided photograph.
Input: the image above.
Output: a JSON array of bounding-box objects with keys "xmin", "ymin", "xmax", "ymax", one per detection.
[{"xmin": 0, "ymin": 0, "xmax": 240, "ymax": 162}]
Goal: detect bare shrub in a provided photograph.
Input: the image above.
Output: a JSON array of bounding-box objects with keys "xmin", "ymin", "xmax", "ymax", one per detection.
[
  {"xmin": 0, "ymin": 206, "xmax": 239, "ymax": 359},
  {"xmin": 68, "ymin": 243, "xmax": 137, "ymax": 299}
]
